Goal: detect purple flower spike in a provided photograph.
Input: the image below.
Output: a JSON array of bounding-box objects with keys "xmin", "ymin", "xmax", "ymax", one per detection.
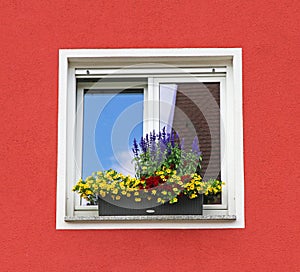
[
  {"xmin": 159, "ymin": 138, "xmax": 166, "ymax": 153},
  {"xmin": 140, "ymin": 137, "xmax": 147, "ymax": 153},
  {"xmin": 145, "ymin": 133, "xmax": 149, "ymax": 146},
  {"xmin": 179, "ymin": 138, "xmax": 184, "ymax": 150},
  {"xmin": 162, "ymin": 127, "xmax": 166, "ymax": 141},
  {"xmin": 150, "ymin": 138, "xmax": 156, "ymax": 156},
  {"xmin": 170, "ymin": 131, "xmax": 175, "ymax": 147},
  {"xmin": 192, "ymin": 136, "xmax": 202, "ymax": 156},
  {"xmin": 150, "ymin": 129, "xmax": 156, "ymax": 143},
  {"xmin": 132, "ymin": 138, "xmax": 139, "ymax": 157}
]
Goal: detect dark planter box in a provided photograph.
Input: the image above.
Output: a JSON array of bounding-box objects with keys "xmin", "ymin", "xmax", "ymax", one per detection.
[{"xmin": 98, "ymin": 194, "xmax": 203, "ymax": 216}]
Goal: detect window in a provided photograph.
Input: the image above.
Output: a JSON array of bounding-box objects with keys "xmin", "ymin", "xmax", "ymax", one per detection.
[{"xmin": 57, "ymin": 48, "xmax": 244, "ymax": 229}]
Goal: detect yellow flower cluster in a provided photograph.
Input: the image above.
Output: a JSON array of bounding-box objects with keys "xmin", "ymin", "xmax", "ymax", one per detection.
[
  {"xmin": 182, "ymin": 173, "xmax": 223, "ymax": 199},
  {"xmin": 72, "ymin": 168, "xmax": 224, "ymax": 205}
]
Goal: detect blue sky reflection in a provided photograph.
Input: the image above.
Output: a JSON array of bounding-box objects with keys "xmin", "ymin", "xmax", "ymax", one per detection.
[{"xmin": 82, "ymin": 91, "xmax": 143, "ymax": 179}]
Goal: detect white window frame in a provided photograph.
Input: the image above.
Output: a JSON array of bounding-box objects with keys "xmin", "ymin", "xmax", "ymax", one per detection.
[{"xmin": 57, "ymin": 48, "xmax": 244, "ymax": 229}]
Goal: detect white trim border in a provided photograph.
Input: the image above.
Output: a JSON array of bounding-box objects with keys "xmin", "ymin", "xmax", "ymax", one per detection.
[{"xmin": 57, "ymin": 48, "xmax": 244, "ymax": 229}]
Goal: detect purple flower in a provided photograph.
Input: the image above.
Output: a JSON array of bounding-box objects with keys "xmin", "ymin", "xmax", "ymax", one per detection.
[
  {"xmin": 192, "ymin": 136, "xmax": 202, "ymax": 156},
  {"xmin": 132, "ymin": 138, "xmax": 139, "ymax": 157},
  {"xmin": 162, "ymin": 127, "xmax": 166, "ymax": 142},
  {"xmin": 139, "ymin": 137, "xmax": 147, "ymax": 153},
  {"xmin": 145, "ymin": 133, "xmax": 149, "ymax": 147},
  {"xmin": 150, "ymin": 140, "xmax": 156, "ymax": 157},
  {"xmin": 150, "ymin": 130, "xmax": 156, "ymax": 142},
  {"xmin": 179, "ymin": 138, "xmax": 184, "ymax": 150},
  {"xmin": 159, "ymin": 137, "xmax": 166, "ymax": 153}
]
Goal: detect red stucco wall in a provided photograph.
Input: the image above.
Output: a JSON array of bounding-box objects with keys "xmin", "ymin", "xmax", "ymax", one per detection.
[{"xmin": 1, "ymin": 1, "xmax": 299, "ymax": 271}]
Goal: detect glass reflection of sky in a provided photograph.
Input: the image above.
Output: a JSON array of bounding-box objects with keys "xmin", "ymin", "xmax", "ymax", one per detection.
[{"xmin": 82, "ymin": 91, "xmax": 143, "ymax": 179}]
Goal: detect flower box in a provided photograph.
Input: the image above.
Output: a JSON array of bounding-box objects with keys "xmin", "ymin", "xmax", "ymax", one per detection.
[
  {"xmin": 73, "ymin": 128, "xmax": 223, "ymax": 216},
  {"xmin": 97, "ymin": 194, "xmax": 203, "ymax": 216}
]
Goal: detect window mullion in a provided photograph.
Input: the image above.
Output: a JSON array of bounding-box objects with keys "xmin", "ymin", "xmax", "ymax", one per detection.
[{"xmin": 145, "ymin": 77, "xmax": 160, "ymax": 134}]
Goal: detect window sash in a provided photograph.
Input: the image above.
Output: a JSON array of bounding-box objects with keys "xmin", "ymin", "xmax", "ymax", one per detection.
[
  {"xmin": 75, "ymin": 80, "xmax": 148, "ymax": 208},
  {"xmin": 153, "ymin": 77, "xmax": 227, "ymax": 210}
]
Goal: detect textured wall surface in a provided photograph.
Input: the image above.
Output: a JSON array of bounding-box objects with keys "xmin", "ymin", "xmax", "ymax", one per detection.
[{"xmin": 1, "ymin": 1, "xmax": 299, "ymax": 271}]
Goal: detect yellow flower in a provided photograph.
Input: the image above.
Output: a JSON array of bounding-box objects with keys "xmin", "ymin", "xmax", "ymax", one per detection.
[
  {"xmin": 126, "ymin": 193, "xmax": 131, "ymax": 197},
  {"xmin": 116, "ymin": 195, "xmax": 121, "ymax": 200},
  {"xmin": 151, "ymin": 190, "xmax": 157, "ymax": 195},
  {"xmin": 134, "ymin": 180, "xmax": 140, "ymax": 187},
  {"xmin": 170, "ymin": 197, "xmax": 178, "ymax": 203},
  {"xmin": 166, "ymin": 169, "xmax": 171, "ymax": 174},
  {"xmin": 135, "ymin": 198, "xmax": 141, "ymax": 202},
  {"xmin": 157, "ymin": 198, "xmax": 162, "ymax": 203},
  {"xmin": 134, "ymin": 191, "xmax": 139, "ymax": 196},
  {"xmin": 121, "ymin": 190, "xmax": 127, "ymax": 195},
  {"xmin": 161, "ymin": 191, "xmax": 167, "ymax": 195},
  {"xmin": 100, "ymin": 190, "xmax": 106, "ymax": 197},
  {"xmin": 197, "ymin": 187, "xmax": 203, "ymax": 192}
]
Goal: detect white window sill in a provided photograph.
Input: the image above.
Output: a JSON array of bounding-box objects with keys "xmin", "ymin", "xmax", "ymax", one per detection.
[{"xmin": 65, "ymin": 214, "xmax": 236, "ymax": 222}]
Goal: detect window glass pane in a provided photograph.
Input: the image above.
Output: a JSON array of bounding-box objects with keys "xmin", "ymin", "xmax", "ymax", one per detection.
[
  {"xmin": 82, "ymin": 90, "xmax": 144, "ymax": 179},
  {"xmin": 159, "ymin": 83, "xmax": 221, "ymax": 204}
]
